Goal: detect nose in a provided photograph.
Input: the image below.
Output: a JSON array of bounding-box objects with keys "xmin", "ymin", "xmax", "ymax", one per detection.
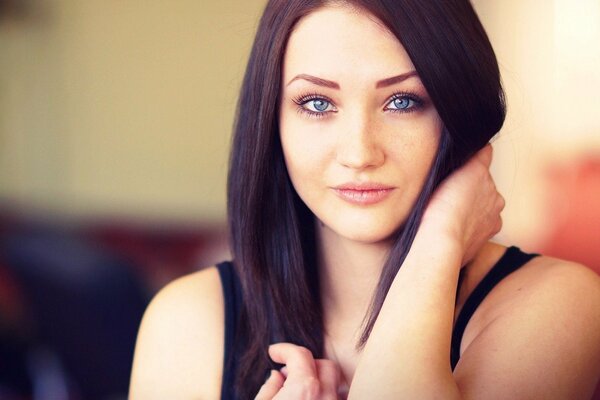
[{"xmin": 335, "ymin": 113, "xmax": 384, "ymax": 170}]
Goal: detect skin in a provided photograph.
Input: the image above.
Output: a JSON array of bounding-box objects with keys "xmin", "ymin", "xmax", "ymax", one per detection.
[
  {"xmin": 129, "ymin": 4, "xmax": 600, "ymax": 400},
  {"xmin": 276, "ymin": 3, "xmax": 478, "ymax": 391},
  {"xmin": 280, "ymin": 6, "xmax": 443, "ymax": 246},
  {"xmin": 257, "ymin": 4, "xmax": 600, "ymax": 399},
  {"xmin": 278, "ymin": 6, "xmax": 443, "ymax": 384},
  {"xmin": 257, "ymin": 144, "xmax": 501, "ymax": 399}
]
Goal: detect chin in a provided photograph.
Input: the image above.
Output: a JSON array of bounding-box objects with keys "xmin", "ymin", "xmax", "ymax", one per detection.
[{"xmin": 322, "ymin": 218, "xmax": 402, "ymax": 245}]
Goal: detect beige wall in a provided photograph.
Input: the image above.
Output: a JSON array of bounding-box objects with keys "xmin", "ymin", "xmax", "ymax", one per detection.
[
  {"xmin": 0, "ymin": 1, "xmax": 267, "ymax": 224},
  {"xmin": 1, "ymin": 1, "xmax": 599, "ymax": 245},
  {"xmin": 472, "ymin": 0, "xmax": 600, "ymax": 247}
]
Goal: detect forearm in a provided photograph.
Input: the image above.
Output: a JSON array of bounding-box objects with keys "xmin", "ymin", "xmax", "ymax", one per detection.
[{"xmin": 349, "ymin": 227, "xmax": 463, "ymax": 399}]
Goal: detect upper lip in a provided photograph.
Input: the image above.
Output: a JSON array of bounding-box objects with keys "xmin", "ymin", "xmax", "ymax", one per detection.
[{"xmin": 333, "ymin": 182, "xmax": 395, "ymax": 190}]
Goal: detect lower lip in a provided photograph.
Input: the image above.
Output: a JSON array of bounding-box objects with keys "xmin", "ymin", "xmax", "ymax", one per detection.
[{"xmin": 333, "ymin": 188, "xmax": 394, "ymax": 205}]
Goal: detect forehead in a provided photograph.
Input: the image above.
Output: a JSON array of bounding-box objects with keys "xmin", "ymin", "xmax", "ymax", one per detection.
[{"xmin": 283, "ymin": 5, "xmax": 416, "ymax": 81}]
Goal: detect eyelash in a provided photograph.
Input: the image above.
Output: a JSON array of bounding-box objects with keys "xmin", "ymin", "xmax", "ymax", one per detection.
[{"xmin": 291, "ymin": 91, "xmax": 425, "ymax": 119}]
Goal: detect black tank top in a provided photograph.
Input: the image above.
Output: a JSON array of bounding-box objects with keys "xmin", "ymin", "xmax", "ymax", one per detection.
[{"xmin": 216, "ymin": 246, "xmax": 538, "ymax": 399}]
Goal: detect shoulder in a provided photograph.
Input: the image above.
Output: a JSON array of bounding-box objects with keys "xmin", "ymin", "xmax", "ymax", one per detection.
[
  {"xmin": 513, "ymin": 255, "xmax": 600, "ymax": 332},
  {"xmin": 491, "ymin": 254, "xmax": 600, "ymax": 321},
  {"xmin": 129, "ymin": 265, "xmax": 225, "ymax": 400},
  {"xmin": 456, "ymin": 254, "xmax": 600, "ymax": 399},
  {"xmin": 525, "ymin": 255, "xmax": 600, "ymax": 295}
]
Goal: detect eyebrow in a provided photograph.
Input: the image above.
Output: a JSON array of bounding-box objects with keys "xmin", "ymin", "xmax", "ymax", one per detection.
[{"xmin": 286, "ymin": 70, "xmax": 419, "ymax": 89}]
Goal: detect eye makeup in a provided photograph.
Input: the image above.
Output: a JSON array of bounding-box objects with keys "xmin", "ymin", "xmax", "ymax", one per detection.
[
  {"xmin": 291, "ymin": 92, "xmax": 336, "ymax": 119},
  {"xmin": 291, "ymin": 90, "xmax": 427, "ymax": 119}
]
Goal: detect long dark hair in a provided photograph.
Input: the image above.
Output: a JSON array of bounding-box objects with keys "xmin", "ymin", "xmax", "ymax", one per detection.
[{"xmin": 227, "ymin": 0, "xmax": 505, "ymax": 397}]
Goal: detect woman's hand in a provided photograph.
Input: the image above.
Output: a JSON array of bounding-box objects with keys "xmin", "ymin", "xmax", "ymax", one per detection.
[
  {"xmin": 255, "ymin": 343, "xmax": 347, "ymax": 400},
  {"xmin": 421, "ymin": 144, "xmax": 504, "ymax": 264}
]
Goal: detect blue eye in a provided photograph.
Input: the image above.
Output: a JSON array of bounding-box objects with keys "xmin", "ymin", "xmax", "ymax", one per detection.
[
  {"xmin": 393, "ymin": 98, "xmax": 411, "ymax": 109},
  {"xmin": 304, "ymin": 98, "xmax": 332, "ymax": 113},
  {"xmin": 292, "ymin": 91, "xmax": 423, "ymax": 119},
  {"xmin": 292, "ymin": 93, "xmax": 337, "ymax": 119},
  {"xmin": 387, "ymin": 95, "xmax": 420, "ymax": 112}
]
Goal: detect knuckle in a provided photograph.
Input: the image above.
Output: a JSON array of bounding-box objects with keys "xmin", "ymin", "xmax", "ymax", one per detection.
[
  {"xmin": 498, "ymin": 195, "xmax": 506, "ymax": 210},
  {"xmin": 297, "ymin": 346, "xmax": 314, "ymax": 359},
  {"xmin": 494, "ymin": 217, "xmax": 503, "ymax": 234}
]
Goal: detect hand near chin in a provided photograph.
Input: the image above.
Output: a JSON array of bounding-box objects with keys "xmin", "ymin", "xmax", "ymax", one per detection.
[
  {"xmin": 255, "ymin": 343, "xmax": 348, "ymax": 400},
  {"xmin": 421, "ymin": 144, "xmax": 504, "ymax": 265}
]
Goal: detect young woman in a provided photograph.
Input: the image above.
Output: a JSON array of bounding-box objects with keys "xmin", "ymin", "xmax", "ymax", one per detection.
[{"xmin": 129, "ymin": 1, "xmax": 600, "ymax": 399}]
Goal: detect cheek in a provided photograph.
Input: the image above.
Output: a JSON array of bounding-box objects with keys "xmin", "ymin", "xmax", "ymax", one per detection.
[
  {"xmin": 280, "ymin": 121, "xmax": 332, "ymax": 184},
  {"xmin": 386, "ymin": 116, "xmax": 441, "ymax": 163}
]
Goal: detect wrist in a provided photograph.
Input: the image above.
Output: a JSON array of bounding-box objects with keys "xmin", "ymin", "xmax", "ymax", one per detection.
[
  {"xmin": 416, "ymin": 214, "xmax": 464, "ymax": 252},
  {"xmin": 407, "ymin": 222, "xmax": 464, "ymax": 272}
]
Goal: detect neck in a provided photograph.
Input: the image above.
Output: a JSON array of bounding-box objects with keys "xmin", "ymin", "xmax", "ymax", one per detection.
[{"xmin": 315, "ymin": 219, "xmax": 393, "ymax": 340}]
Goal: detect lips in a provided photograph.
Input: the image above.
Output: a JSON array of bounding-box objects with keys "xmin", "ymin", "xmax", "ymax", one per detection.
[{"xmin": 332, "ymin": 182, "xmax": 394, "ymax": 205}]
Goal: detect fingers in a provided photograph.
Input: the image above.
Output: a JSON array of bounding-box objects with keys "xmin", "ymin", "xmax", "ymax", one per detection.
[
  {"xmin": 493, "ymin": 214, "xmax": 503, "ymax": 236},
  {"xmin": 268, "ymin": 343, "xmax": 320, "ymax": 397},
  {"xmin": 266, "ymin": 343, "xmax": 342, "ymax": 399},
  {"xmin": 448, "ymin": 144, "xmax": 493, "ymax": 185},
  {"xmin": 316, "ymin": 359, "xmax": 341, "ymax": 399},
  {"xmin": 498, "ymin": 192, "xmax": 506, "ymax": 212},
  {"xmin": 268, "ymin": 343, "xmax": 318, "ymax": 380},
  {"xmin": 476, "ymin": 143, "xmax": 493, "ymax": 167},
  {"xmin": 424, "ymin": 142, "xmax": 503, "ymax": 264},
  {"xmin": 255, "ymin": 369, "xmax": 285, "ymax": 400}
]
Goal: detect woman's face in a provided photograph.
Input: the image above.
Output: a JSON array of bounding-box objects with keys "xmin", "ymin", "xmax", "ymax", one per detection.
[{"xmin": 279, "ymin": 5, "xmax": 443, "ymax": 244}]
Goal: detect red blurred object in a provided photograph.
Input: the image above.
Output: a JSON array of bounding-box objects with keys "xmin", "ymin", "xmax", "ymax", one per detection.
[
  {"xmin": 0, "ymin": 260, "xmax": 27, "ymax": 326},
  {"xmin": 538, "ymin": 155, "xmax": 600, "ymax": 275}
]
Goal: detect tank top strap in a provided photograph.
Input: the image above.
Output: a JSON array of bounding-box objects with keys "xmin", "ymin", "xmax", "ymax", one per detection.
[
  {"xmin": 451, "ymin": 246, "xmax": 539, "ymax": 370},
  {"xmin": 216, "ymin": 260, "xmax": 243, "ymax": 400}
]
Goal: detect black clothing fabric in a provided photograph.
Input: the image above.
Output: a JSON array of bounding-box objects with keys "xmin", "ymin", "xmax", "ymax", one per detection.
[
  {"xmin": 216, "ymin": 246, "xmax": 538, "ymax": 399},
  {"xmin": 216, "ymin": 259, "xmax": 244, "ymax": 400},
  {"xmin": 450, "ymin": 246, "xmax": 538, "ymax": 369}
]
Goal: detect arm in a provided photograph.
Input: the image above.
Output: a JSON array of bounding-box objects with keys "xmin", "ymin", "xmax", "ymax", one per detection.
[
  {"xmin": 453, "ymin": 259, "xmax": 600, "ymax": 399},
  {"xmin": 129, "ymin": 267, "xmax": 225, "ymax": 400},
  {"xmin": 348, "ymin": 146, "xmax": 501, "ymax": 399},
  {"xmin": 348, "ymin": 222, "xmax": 465, "ymax": 399},
  {"xmin": 350, "ymin": 241, "xmax": 600, "ymax": 399},
  {"xmin": 349, "ymin": 146, "xmax": 600, "ymax": 399}
]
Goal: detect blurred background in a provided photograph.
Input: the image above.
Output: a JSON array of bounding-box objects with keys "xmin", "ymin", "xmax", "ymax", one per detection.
[{"xmin": 0, "ymin": 0, "xmax": 598, "ymax": 399}]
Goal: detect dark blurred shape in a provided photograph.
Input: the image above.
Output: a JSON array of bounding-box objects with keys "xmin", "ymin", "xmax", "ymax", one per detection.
[
  {"xmin": 0, "ymin": 320, "xmax": 32, "ymax": 399},
  {"xmin": 0, "ymin": 252, "xmax": 34, "ymax": 399},
  {"xmin": 84, "ymin": 222, "xmax": 229, "ymax": 292},
  {"xmin": 0, "ymin": 211, "xmax": 229, "ymax": 399},
  {"xmin": 2, "ymin": 224, "xmax": 149, "ymax": 399},
  {"xmin": 0, "ymin": 0, "xmax": 36, "ymax": 22},
  {"xmin": 538, "ymin": 155, "xmax": 600, "ymax": 275}
]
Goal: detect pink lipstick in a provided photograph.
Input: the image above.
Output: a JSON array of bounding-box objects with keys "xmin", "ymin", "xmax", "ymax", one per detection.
[{"xmin": 332, "ymin": 182, "xmax": 394, "ymax": 206}]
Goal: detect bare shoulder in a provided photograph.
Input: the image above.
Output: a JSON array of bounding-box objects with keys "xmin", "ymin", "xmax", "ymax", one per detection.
[
  {"xmin": 455, "ymin": 254, "xmax": 600, "ymax": 399},
  {"xmin": 503, "ymin": 254, "xmax": 600, "ymax": 305},
  {"xmin": 529, "ymin": 255, "xmax": 600, "ymax": 297},
  {"xmin": 129, "ymin": 265, "xmax": 225, "ymax": 400}
]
